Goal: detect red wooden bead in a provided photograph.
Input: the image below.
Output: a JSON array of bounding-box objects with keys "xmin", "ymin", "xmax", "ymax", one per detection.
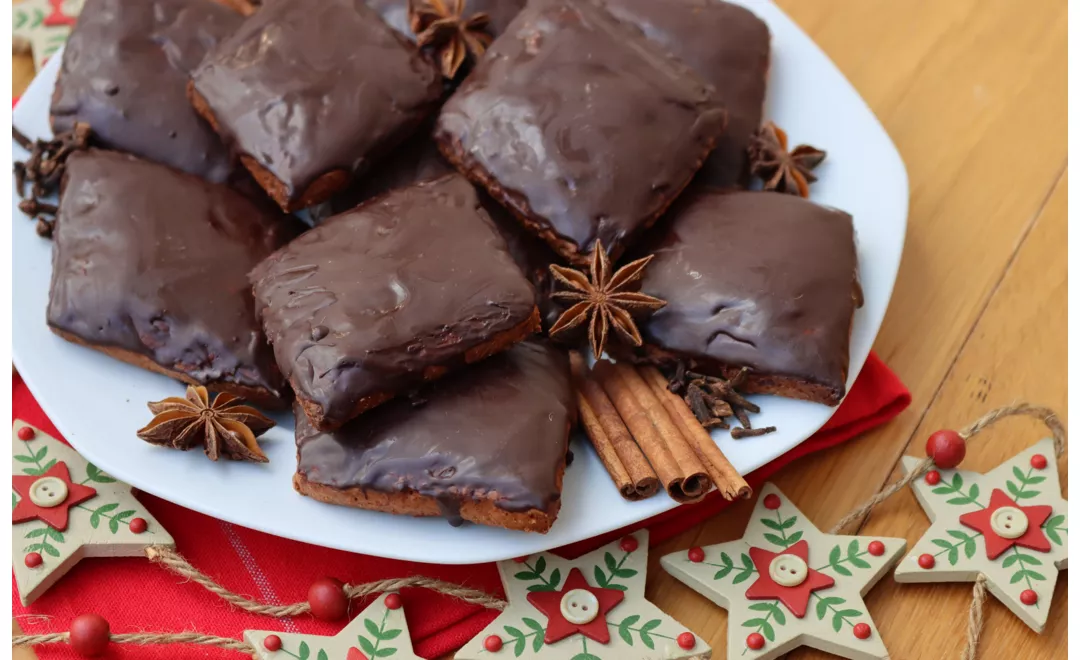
[
  {"xmin": 70, "ymin": 613, "xmax": 110, "ymax": 657},
  {"xmin": 687, "ymin": 547, "xmax": 705, "ymax": 563},
  {"xmin": 867, "ymin": 541, "xmax": 885, "ymax": 557},
  {"xmin": 746, "ymin": 632, "xmax": 766, "ymax": 650},
  {"xmin": 1031, "ymin": 454, "xmax": 1048, "ymax": 470},
  {"xmin": 926, "ymin": 430, "xmax": 966, "ymax": 469},
  {"xmin": 263, "ymin": 635, "xmax": 282, "ymax": 651},
  {"xmin": 128, "ymin": 518, "xmax": 147, "ymax": 534},
  {"xmin": 17, "ymin": 426, "xmax": 35, "ymax": 441},
  {"xmin": 925, "ymin": 470, "xmax": 941, "ymax": 485},
  {"xmin": 1020, "ymin": 589, "xmax": 1038, "ymax": 606},
  {"xmin": 620, "ymin": 535, "xmax": 639, "ymax": 553},
  {"xmin": 677, "ymin": 632, "xmax": 696, "ymax": 650},
  {"xmin": 853, "ymin": 623, "xmax": 872, "ymax": 639},
  {"xmin": 308, "ymin": 577, "xmax": 348, "ymax": 621},
  {"xmin": 484, "ymin": 635, "xmax": 503, "ymax": 652},
  {"xmin": 383, "ymin": 593, "xmax": 402, "ymax": 610},
  {"xmin": 24, "ymin": 552, "xmax": 42, "ymax": 568},
  {"xmin": 763, "ymin": 494, "xmax": 782, "ymax": 510},
  {"xmin": 918, "ymin": 553, "xmax": 936, "ymax": 569},
  {"xmin": 512, "ymin": 556, "xmax": 528, "ymax": 563}
]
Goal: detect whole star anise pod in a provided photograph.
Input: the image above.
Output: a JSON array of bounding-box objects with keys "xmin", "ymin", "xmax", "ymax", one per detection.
[
  {"xmin": 748, "ymin": 121, "xmax": 827, "ymax": 198},
  {"xmin": 549, "ymin": 241, "xmax": 667, "ymax": 360},
  {"xmin": 409, "ymin": 0, "xmax": 492, "ymax": 79},
  {"xmin": 137, "ymin": 385, "xmax": 275, "ymax": 463}
]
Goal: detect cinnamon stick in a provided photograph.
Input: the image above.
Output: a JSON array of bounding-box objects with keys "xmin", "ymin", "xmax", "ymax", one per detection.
[
  {"xmin": 641, "ymin": 366, "xmax": 751, "ymax": 500},
  {"xmin": 594, "ymin": 361, "xmax": 708, "ymax": 502}
]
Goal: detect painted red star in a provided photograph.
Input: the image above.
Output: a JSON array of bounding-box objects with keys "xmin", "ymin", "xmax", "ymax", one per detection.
[
  {"xmin": 744, "ymin": 540, "xmax": 835, "ymax": 618},
  {"xmin": 526, "ymin": 568, "xmax": 624, "ymax": 644},
  {"xmin": 12, "ymin": 462, "xmax": 97, "ymax": 531},
  {"xmin": 959, "ymin": 488, "xmax": 1053, "ymax": 560}
]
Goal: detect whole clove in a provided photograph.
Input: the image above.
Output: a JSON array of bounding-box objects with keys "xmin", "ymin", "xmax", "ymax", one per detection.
[{"xmin": 12, "ymin": 122, "xmax": 92, "ymax": 237}]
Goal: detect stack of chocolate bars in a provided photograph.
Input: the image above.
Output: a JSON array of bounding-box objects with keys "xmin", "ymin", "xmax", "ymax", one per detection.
[{"xmin": 36, "ymin": 0, "xmax": 861, "ymax": 533}]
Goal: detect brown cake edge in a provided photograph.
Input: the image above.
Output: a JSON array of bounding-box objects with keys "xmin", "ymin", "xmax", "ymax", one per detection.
[
  {"xmin": 295, "ymin": 306, "xmax": 543, "ymax": 431},
  {"xmin": 433, "ymin": 131, "xmax": 717, "ymax": 266},
  {"xmin": 49, "ymin": 326, "xmax": 289, "ymax": 409},
  {"xmin": 636, "ymin": 343, "xmax": 847, "ymax": 407},
  {"xmin": 187, "ymin": 82, "xmax": 352, "ymax": 212},
  {"xmin": 292, "ymin": 457, "xmax": 565, "ymax": 534}
]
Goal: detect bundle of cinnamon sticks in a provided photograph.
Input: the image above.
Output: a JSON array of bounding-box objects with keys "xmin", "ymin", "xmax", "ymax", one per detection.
[{"xmin": 573, "ymin": 355, "xmax": 751, "ymax": 504}]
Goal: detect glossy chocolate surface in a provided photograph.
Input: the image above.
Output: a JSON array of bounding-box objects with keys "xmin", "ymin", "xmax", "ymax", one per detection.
[
  {"xmin": 250, "ymin": 174, "xmax": 538, "ymax": 429},
  {"xmin": 50, "ymin": 0, "xmax": 242, "ymax": 182},
  {"xmin": 48, "ymin": 150, "xmax": 294, "ymax": 399},
  {"xmin": 435, "ymin": 0, "xmax": 726, "ymax": 259},
  {"xmin": 366, "ymin": 0, "xmax": 526, "ymax": 42},
  {"xmin": 191, "ymin": 0, "xmax": 442, "ymax": 204},
  {"xmin": 599, "ymin": 0, "xmax": 770, "ymax": 188},
  {"xmin": 638, "ymin": 191, "xmax": 859, "ymax": 394},
  {"xmin": 296, "ymin": 341, "xmax": 572, "ymax": 526},
  {"xmin": 320, "ymin": 131, "xmax": 565, "ymax": 328}
]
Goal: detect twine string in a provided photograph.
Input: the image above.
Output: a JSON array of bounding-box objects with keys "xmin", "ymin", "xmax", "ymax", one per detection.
[{"xmin": 12, "ymin": 404, "xmax": 1064, "ymax": 659}]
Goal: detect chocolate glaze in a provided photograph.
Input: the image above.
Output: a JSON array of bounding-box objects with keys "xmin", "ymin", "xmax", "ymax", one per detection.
[
  {"xmin": 366, "ymin": 0, "xmax": 526, "ymax": 43},
  {"xmin": 295, "ymin": 341, "xmax": 573, "ymax": 526},
  {"xmin": 317, "ymin": 130, "xmax": 565, "ymax": 329},
  {"xmin": 598, "ymin": 0, "xmax": 770, "ymax": 188},
  {"xmin": 50, "ymin": 0, "xmax": 242, "ymax": 183},
  {"xmin": 47, "ymin": 150, "xmax": 295, "ymax": 401},
  {"xmin": 250, "ymin": 174, "xmax": 538, "ymax": 429},
  {"xmin": 637, "ymin": 191, "xmax": 860, "ymax": 398},
  {"xmin": 191, "ymin": 0, "xmax": 442, "ymax": 206},
  {"xmin": 435, "ymin": 0, "xmax": 726, "ymax": 260}
]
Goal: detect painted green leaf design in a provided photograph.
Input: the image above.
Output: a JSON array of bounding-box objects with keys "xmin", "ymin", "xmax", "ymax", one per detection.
[
  {"xmin": 831, "ymin": 608, "xmax": 863, "ymax": 632},
  {"xmin": 594, "ymin": 565, "xmax": 609, "ymax": 588},
  {"xmin": 356, "ymin": 634, "xmax": 376, "ymax": 656},
  {"xmin": 374, "ymin": 648, "xmax": 396, "ymax": 657},
  {"xmin": 1044, "ymin": 514, "xmax": 1067, "ymax": 545},
  {"xmin": 14, "ymin": 455, "xmax": 37, "ymax": 463},
  {"xmin": 761, "ymin": 518, "xmax": 783, "ymax": 531},
  {"xmin": 534, "ymin": 556, "xmax": 547, "ymax": 575},
  {"xmin": 23, "ymin": 460, "xmax": 57, "ymax": 476},
  {"xmin": 749, "ymin": 601, "xmax": 786, "ymax": 625},
  {"xmin": 1006, "ymin": 481, "xmax": 1038, "ymax": 500},
  {"xmin": 46, "ymin": 528, "xmax": 63, "ymax": 543},
  {"xmin": 569, "ymin": 653, "xmax": 601, "ymax": 660},
  {"xmin": 40, "ymin": 543, "xmax": 60, "ymax": 557},
  {"xmin": 24, "ymin": 528, "xmax": 48, "ymax": 539},
  {"xmin": 514, "ymin": 571, "xmax": 535, "ymax": 580},
  {"xmin": 604, "ymin": 552, "xmax": 618, "ymax": 572},
  {"xmin": 548, "ymin": 568, "xmax": 561, "ymax": 589},
  {"xmin": 713, "ymin": 552, "xmax": 734, "ymax": 580},
  {"xmin": 763, "ymin": 533, "xmax": 788, "ymax": 547},
  {"xmin": 815, "ymin": 596, "xmax": 845, "ymax": 620},
  {"xmin": 317, "ymin": 650, "xmax": 329, "ymax": 660},
  {"xmin": 85, "ymin": 463, "xmax": 117, "ymax": 483},
  {"xmin": 381, "ymin": 628, "xmax": 402, "ymax": 640},
  {"xmin": 522, "ymin": 618, "xmax": 544, "ymax": 652},
  {"xmin": 743, "ymin": 618, "xmax": 775, "ymax": 642},
  {"xmin": 733, "ymin": 554, "xmax": 756, "ymax": 584},
  {"xmin": 34, "ymin": 447, "xmax": 48, "ymax": 462},
  {"xmin": 298, "ymin": 641, "xmax": 310, "ymax": 660},
  {"xmin": 617, "ymin": 614, "xmax": 639, "ymax": 645}
]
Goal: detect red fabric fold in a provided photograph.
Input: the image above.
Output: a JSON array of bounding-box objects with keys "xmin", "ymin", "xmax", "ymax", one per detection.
[{"xmin": 12, "ymin": 352, "xmax": 908, "ymax": 659}]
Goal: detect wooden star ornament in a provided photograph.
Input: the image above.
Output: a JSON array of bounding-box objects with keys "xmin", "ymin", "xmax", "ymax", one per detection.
[
  {"xmin": 660, "ymin": 483, "xmax": 906, "ymax": 660},
  {"xmin": 457, "ymin": 530, "xmax": 710, "ymax": 659},
  {"xmin": 13, "ymin": 0, "xmax": 84, "ymax": 71},
  {"xmin": 12, "ymin": 421, "xmax": 174, "ymax": 606},
  {"xmin": 245, "ymin": 592, "xmax": 422, "ymax": 660},
  {"xmin": 894, "ymin": 438, "xmax": 1067, "ymax": 632}
]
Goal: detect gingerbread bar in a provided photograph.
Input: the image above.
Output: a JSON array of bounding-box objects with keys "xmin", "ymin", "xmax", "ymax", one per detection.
[
  {"xmin": 250, "ymin": 174, "xmax": 540, "ymax": 431},
  {"xmin": 316, "ymin": 131, "xmax": 565, "ymax": 329},
  {"xmin": 47, "ymin": 150, "xmax": 296, "ymax": 407},
  {"xmin": 189, "ymin": 0, "xmax": 443, "ymax": 211},
  {"xmin": 634, "ymin": 191, "xmax": 861, "ymax": 405},
  {"xmin": 599, "ymin": 0, "xmax": 770, "ymax": 188},
  {"xmin": 294, "ymin": 341, "xmax": 572, "ymax": 532},
  {"xmin": 435, "ymin": 0, "xmax": 726, "ymax": 263},
  {"xmin": 50, "ymin": 0, "xmax": 243, "ymax": 183}
]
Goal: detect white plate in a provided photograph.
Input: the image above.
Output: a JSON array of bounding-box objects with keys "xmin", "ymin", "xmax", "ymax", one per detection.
[{"xmin": 11, "ymin": 0, "xmax": 907, "ymax": 564}]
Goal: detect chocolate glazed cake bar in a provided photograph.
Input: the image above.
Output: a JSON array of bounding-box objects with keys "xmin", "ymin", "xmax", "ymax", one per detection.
[
  {"xmin": 47, "ymin": 150, "xmax": 296, "ymax": 408},
  {"xmin": 295, "ymin": 341, "xmax": 573, "ymax": 533},
  {"xmin": 250, "ymin": 174, "xmax": 540, "ymax": 431},
  {"xmin": 635, "ymin": 191, "xmax": 861, "ymax": 405},
  {"xmin": 435, "ymin": 0, "xmax": 726, "ymax": 264},
  {"xmin": 50, "ymin": 0, "xmax": 244, "ymax": 183},
  {"xmin": 189, "ymin": 0, "xmax": 443, "ymax": 211},
  {"xmin": 599, "ymin": 0, "xmax": 771, "ymax": 188}
]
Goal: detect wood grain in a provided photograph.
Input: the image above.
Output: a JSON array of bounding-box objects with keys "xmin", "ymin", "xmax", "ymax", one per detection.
[{"xmin": 10, "ymin": 0, "xmax": 1067, "ymax": 658}]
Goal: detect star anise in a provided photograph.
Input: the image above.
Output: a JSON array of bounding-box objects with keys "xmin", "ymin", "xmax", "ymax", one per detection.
[
  {"xmin": 748, "ymin": 121, "xmax": 826, "ymax": 198},
  {"xmin": 549, "ymin": 241, "xmax": 667, "ymax": 360},
  {"xmin": 136, "ymin": 385, "xmax": 275, "ymax": 463},
  {"xmin": 409, "ymin": 0, "xmax": 492, "ymax": 79}
]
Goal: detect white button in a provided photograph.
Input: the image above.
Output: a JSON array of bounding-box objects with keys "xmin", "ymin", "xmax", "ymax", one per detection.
[
  {"xmin": 560, "ymin": 589, "xmax": 599, "ymax": 625},
  {"xmin": 769, "ymin": 554, "xmax": 808, "ymax": 587},
  {"xmin": 991, "ymin": 506, "xmax": 1028, "ymax": 539},
  {"xmin": 29, "ymin": 477, "xmax": 68, "ymax": 508}
]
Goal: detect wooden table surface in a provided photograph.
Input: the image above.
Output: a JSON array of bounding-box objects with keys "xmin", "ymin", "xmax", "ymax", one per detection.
[{"xmin": 12, "ymin": 0, "xmax": 1067, "ymax": 657}]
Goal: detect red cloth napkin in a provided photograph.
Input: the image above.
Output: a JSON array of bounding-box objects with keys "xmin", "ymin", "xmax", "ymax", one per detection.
[{"xmin": 12, "ymin": 353, "xmax": 909, "ymax": 659}]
